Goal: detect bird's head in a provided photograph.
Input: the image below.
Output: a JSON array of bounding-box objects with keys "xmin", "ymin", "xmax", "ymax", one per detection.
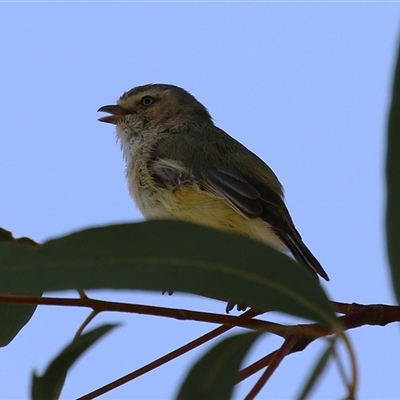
[{"xmin": 98, "ymin": 84, "xmax": 213, "ymax": 137}]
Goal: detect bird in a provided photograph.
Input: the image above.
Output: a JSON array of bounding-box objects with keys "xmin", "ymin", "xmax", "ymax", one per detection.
[{"xmin": 98, "ymin": 83, "xmax": 329, "ymax": 307}]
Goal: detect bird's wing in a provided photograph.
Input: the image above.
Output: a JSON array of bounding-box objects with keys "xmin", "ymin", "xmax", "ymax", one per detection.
[
  {"xmin": 243, "ymin": 173, "xmax": 330, "ymax": 281},
  {"xmin": 150, "ymin": 125, "xmax": 329, "ymax": 281},
  {"xmin": 150, "ymin": 158, "xmax": 263, "ymax": 217},
  {"xmin": 203, "ymin": 166, "xmax": 323, "ymax": 275},
  {"xmin": 149, "ymin": 154, "xmax": 329, "ymax": 281}
]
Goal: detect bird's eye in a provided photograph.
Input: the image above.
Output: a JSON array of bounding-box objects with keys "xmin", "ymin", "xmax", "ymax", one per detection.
[{"xmin": 141, "ymin": 96, "xmax": 154, "ymax": 107}]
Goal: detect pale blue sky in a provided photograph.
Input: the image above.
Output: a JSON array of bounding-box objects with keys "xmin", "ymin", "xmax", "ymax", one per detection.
[{"xmin": 1, "ymin": 2, "xmax": 400, "ymax": 399}]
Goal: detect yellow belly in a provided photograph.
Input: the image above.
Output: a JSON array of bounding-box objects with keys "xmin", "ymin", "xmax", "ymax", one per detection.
[{"xmin": 137, "ymin": 183, "xmax": 286, "ymax": 251}]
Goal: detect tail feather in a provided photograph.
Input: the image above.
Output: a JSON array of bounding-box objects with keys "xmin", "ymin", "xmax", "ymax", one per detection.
[{"xmin": 280, "ymin": 233, "xmax": 330, "ymax": 281}]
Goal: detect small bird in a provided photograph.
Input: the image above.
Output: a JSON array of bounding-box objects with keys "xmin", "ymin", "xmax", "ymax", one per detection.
[{"xmin": 98, "ymin": 84, "xmax": 329, "ymax": 292}]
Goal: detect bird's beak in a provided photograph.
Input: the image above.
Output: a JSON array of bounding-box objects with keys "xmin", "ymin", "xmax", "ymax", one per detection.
[{"xmin": 97, "ymin": 104, "xmax": 130, "ymax": 124}]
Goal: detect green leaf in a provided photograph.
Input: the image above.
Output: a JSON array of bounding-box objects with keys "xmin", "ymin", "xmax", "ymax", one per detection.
[
  {"xmin": 387, "ymin": 40, "xmax": 400, "ymax": 304},
  {"xmin": 0, "ymin": 227, "xmax": 42, "ymax": 346},
  {"xmin": 0, "ymin": 290, "xmax": 42, "ymax": 347},
  {"xmin": 0, "ymin": 228, "xmax": 13, "ymax": 242},
  {"xmin": 296, "ymin": 342, "xmax": 334, "ymax": 400},
  {"xmin": 0, "ymin": 227, "xmax": 40, "ymax": 247},
  {"xmin": 0, "ymin": 220, "xmax": 337, "ymax": 327},
  {"xmin": 176, "ymin": 331, "xmax": 261, "ymax": 400},
  {"xmin": 31, "ymin": 324, "xmax": 117, "ymax": 400}
]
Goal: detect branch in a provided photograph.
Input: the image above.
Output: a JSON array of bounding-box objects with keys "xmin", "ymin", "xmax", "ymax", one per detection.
[
  {"xmin": 0, "ymin": 294, "xmax": 399, "ymax": 335},
  {"xmin": 77, "ymin": 309, "xmax": 260, "ymax": 400},
  {"xmin": 1, "ymin": 293, "xmax": 390, "ymax": 398},
  {"xmin": 245, "ymin": 335, "xmax": 297, "ymax": 400},
  {"xmin": 0, "ymin": 294, "xmax": 286, "ymax": 335}
]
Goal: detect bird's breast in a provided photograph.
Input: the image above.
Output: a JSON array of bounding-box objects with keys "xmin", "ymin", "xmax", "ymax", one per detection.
[{"xmin": 122, "ymin": 136, "xmax": 161, "ymax": 218}]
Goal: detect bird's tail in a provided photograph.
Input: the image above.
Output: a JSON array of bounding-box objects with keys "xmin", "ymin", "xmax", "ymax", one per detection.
[{"xmin": 281, "ymin": 233, "xmax": 330, "ymax": 281}]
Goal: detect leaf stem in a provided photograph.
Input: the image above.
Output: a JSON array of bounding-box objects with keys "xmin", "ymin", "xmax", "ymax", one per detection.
[
  {"xmin": 76, "ymin": 309, "xmax": 259, "ymax": 400},
  {"xmin": 244, "ymin": 335, "xmax": 297, "ymax": 400}
]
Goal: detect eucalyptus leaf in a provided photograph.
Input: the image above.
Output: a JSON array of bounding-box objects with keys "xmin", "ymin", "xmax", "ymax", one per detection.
[
  {"xmin": 387, "ymin": 40, "xmax": 400, "ymax": 304},
  {"xmin": 0, "ymin": 291, "xmax": 42, "ymax": 347},
  {"xmin": 0, "ymin": 228, "xmax": 41, "ymax": 346},
  {"xmin": 0, "ymin": 220, "xmax": 337, "ymax": 326},
  {"xmin": 31, "ymin": 324, "xmax": 117, "ymax": 400},
  {"xmin": 0, "ymin": 228, "xmax": 13, "ymax": 242},
  {"xmin": 0, "ymin": 227, "xmax": 40, "ymax": 247},
  {"xmin": 176, "ymin": 331, "xmax": 261, "ymax": 400},
  {"xmin": 297, "ymin": 342, "xmax": 334, "ymax": 400}
]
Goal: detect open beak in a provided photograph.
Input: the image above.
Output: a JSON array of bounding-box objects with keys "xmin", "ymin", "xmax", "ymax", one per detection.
[{"xmin": 97, "ymin": 104, "xmax": 129, "ymax": 124}]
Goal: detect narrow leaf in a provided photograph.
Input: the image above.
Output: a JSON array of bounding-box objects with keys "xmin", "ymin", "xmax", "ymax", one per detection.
[
  {"xmin": 0, "ymin": 229, "xmax": 41, "ymax": 346},
  {"xmin": 0, "ymin": 227, "xmax": 39, "ymax": 247},
  {"xmin": 176, "ymin": 332, "xmax": 261, "ymax": 400},
  {"xmin": 297, "ymin": 343, "xmax": 334, "ymax": 400},
  {"xmin": 0, "ymin": 290, "xmax": 42, "ymax": 347},
  {"xmin": 0, "ymin": 221, "xmax": 337, "ymax": 327},
  {"xmin": 0, "ymin": 228, "xmax": 13, "ymax": 242},
  {"xmin": 387, "ymin": 39, "xmax": 400, "ymax": 304},
  {"xmin": 31, "ymin": 324, "xmax": 117, "ymax": 400}
]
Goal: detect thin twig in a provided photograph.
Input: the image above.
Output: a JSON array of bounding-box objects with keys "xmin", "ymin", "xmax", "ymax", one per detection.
[
  {"xmin": 74, "ymin": 310, "xmax": 100, "ymax": 339},
  {"xmin": 244, "ymin": 335, "xmax": 297, "ymax": 400},
  {"xmin": 2, "ymin": 294, "xmax": 400, "ymax": 331},
  {"xmin": 238, "ymin": 350, "xmax": 278, "ymax": 383},
  {"xmin": 78, "ymin": 289, "xmax": 89, "ymax": 300},
  {"xmin": 0, "ymin": 294, "xmax": 284, "ymax": 334},
  {"xmin": 336, "ymin": 331, "xmax": 358, "ymax": 399},
  {"xmin": 77, "ymin": 309, "xmax": 259, "ymax": 400}
]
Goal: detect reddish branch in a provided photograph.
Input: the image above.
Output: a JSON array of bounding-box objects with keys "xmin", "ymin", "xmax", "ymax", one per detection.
[
  {"xmin": 1, "ymin": 294, "xmax": 399, "ymax": 399},
  {"xmin": 245, "ymin": 335, "xmax": 297, "ymax": 400},
  {"xmin": 1, "ymin": 294, "xmax": 399, "ymax": 334},
  {"xmin": 77, "ymin": 309, "xmax": 260, "ymax": 400},
  {"xmin": 0, "ymin": 294, "xmax": 282, "ymax": 333}
]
